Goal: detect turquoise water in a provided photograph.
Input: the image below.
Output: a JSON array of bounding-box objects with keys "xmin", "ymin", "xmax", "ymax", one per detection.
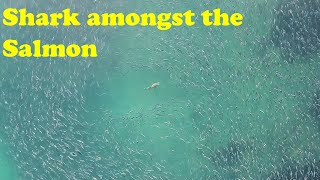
[{"xmin": 0, "ymin": 0, "xmax": 319, "ymax": 179}]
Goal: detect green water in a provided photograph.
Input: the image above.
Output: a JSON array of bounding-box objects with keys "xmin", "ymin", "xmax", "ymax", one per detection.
[{"xmin": 0, "ymin": 0, "xmax": 319, "ymax": 179}]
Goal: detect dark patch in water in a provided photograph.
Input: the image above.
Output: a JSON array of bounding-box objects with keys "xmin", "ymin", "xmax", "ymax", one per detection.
[
  {"xmin": 270, "ymin": 0, "xmax": 320, "ymax": 62},
  {"xmin": 311, "ymin": 91, "xmax": 320, "ymax": 129},
  {"xmin": 267, "ymin": 160, "xmax": 320, "ymax": 179},
  {"xmin": 210, "ymin": 140, "xmax": 249, "ymax": 167},
  {"xmin": 313, "ymin": 92, "xmax": 320, "ymax": 117},
  {"xmin": 200, "ymin": 139, "xmax": 254, "ymax": 179}
]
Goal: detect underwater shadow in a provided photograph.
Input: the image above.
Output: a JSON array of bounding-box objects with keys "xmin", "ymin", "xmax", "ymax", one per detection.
[{"xmin": 270, "ymin": 0, "xmax": 320, "ymax": 63}]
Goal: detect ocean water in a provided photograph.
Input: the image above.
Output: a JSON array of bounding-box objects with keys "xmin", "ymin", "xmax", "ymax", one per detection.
[{"xmin": 0, "ymin": 0, "xmax": 319, "ymax": 179}]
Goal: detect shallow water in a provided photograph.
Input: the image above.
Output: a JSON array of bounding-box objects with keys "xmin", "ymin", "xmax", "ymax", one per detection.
[{"xmin": 0, "ymin": 0, "xmax": 320, "ymax": 179}]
